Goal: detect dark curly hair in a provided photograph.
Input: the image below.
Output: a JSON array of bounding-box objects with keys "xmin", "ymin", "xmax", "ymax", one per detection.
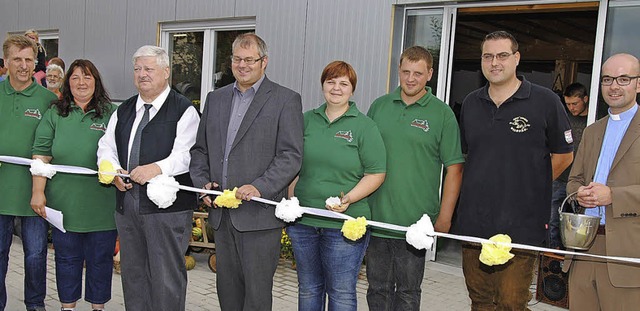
[{"xmin": 53, "ymin": 59, "xmax": 112, "ymax": 120}]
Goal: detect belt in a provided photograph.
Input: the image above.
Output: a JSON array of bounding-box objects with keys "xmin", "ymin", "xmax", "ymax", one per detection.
[{"xmin": 597, "ymin": 224, "xmax": 606, "ymax": 235}]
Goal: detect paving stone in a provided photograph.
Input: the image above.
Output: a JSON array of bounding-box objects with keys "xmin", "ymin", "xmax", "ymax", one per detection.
[{"xmin": 4, "ymin": 236, "xmax": 566, "ymax": 310}]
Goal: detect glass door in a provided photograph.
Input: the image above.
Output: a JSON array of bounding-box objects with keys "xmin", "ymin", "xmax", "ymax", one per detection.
[
  {"xmin": 391, "ymin": 7, "xmax": 456, "ymax": 101},
  {"xmin": 168, "ymin": 31, "xmax": 204, "ymax": 108}
]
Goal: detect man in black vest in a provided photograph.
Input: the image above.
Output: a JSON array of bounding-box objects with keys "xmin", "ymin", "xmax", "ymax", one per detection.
[{"xmin": 97, "ymin": 45, "xmax": 200, "ymax": 311}]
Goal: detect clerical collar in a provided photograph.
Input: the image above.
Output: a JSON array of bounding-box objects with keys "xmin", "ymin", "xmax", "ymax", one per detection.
[{"xmin": 608, "ymin": 103, "xmax": 638, "ymax": 121}]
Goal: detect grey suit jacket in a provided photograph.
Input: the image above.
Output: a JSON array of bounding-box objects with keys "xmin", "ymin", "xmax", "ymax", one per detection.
[
  {"xmin": 563, "ymin": 107, "xmax": 640, "ymax": 287},
  {"xmin": 190, "ymin": 76, "xmax": 304, "ymax": 231}
]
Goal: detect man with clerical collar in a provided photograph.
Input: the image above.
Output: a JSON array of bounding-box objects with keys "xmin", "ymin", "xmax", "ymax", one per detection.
[{"xmin": 564, "ymin": 53, "xmax": 640, "ymax": 310}]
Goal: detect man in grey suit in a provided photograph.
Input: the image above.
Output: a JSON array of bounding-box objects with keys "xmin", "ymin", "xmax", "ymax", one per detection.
[{"xmin": 190, "ymin": 33, "xmax": 303, "ymax": 311}]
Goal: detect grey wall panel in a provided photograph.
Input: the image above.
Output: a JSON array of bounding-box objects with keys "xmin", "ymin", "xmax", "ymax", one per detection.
[
  {"xmin": 121, "ymin": 0, "xmax": 176, "ymax": 99},
  {"xmin": 176, "ymin": 0, "xmax": 235, "ymax": 20},
  {"xmin": 301, "ymin": 0, "xmax": 392, "ymax": 113},
  {"xmin": 0, "ymin": 1, "xmax": 19, "ymax": 38},
  {"xmin": 84, "ymin": 0, "xmax": 128, "ymax": 100},
  {"xmin": 17, "ymin": 0, "xmax": 50, "ymax": 30},
  {"xmin": 0, "ymin": 0, "xmax": 395, "ymax": 109},
  {"xmin": 234, "ymin": 0, "xmax": 259, "ymax": 17},
  {"xmin": 50, "ymin": 0, "xmax": 86, "ymax": 66},
  {"xmin": 254, "ymin": 0, "xmax": 307, "ymax": 95}
]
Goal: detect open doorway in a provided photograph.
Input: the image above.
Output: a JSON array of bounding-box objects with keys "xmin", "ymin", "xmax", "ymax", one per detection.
[{"xmin": 448, "ymin": 3, "xmax": 599, "ymax": 120}]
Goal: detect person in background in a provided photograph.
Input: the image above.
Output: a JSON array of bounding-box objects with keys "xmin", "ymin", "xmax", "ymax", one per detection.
[
  {"xmin": 366, "ymin": 46, "xmax": 464, "ymax": 310},
  {"xmin": 45, "ymin": 63, "xmax": 64, "ymax": 99},
  {"xmin": 288, "ymin": 61, "xmax": 386, "ymax": 311},
  {"xmin": 97, "ymin": 45, "xmax": 199, "ymax": 311},
  {"xmin": 48, "ymin": 57, "xmax": 65, "ymax": 72},
  {"xmin": 0, "ymin": 58, "xmax": 7, "ymax": 82},
  {"xmin": 31, "ymin": 59, "xmax": 117, "ymax": 311},
  {"xmin": 564, "ymin": 53, "xmax": 640, "ymax": 311},
  {"xmin": 455, "ymin": 30, "xmax": 573, "ymax": 309},
  {"xmin": 24, "ymin": 30, "xmax": 46, "ymax": 86},
  {"xmin": 0, "ymin": 35, "xmax": 57, "ymax": 311},
  {"xmin": 548, "ymin": 82, "xmax": 589, "ymax": 249}
]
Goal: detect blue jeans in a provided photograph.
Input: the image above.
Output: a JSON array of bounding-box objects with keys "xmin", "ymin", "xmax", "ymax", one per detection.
[
  {"xmin": 287, "ymin": 224, "xmax": 370, "ymax": 311},
  {"xmin": 0, "ymin": 215, "xmax": 48, "ymax": 311},
  {"xmin": 549, "ymin": 180, "xmax": 567, "ymax": 248},
  {"xmin": 366, "ymin": 236, "xmax": 425, "ymax": 311},
  {"xmin": 51, "ymin": 228, "xmax": 117, "ymax": 304}
]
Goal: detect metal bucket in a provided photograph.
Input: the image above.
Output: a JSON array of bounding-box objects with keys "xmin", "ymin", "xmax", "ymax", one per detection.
[{"xmin": 558, "ymin": 191, "xmax": 601, "ymax": 250}]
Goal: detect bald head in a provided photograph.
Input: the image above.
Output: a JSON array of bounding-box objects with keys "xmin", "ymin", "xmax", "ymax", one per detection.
[
  {"xmin": 600, "ymin": 53, "xmax": 640, "ymax": 114},
  {"xmin": 603, "ymin": 53, "xmax": 640, "ymax": 74}
]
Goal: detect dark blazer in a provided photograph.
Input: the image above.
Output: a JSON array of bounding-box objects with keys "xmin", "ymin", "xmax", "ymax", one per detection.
[
  {"xmin": 190, "ymin": 76, "xmax": 304, "ymax": 231},
  {"xmin": 564, "ymin": 108, "xmax": 640, "ymax": 287}
]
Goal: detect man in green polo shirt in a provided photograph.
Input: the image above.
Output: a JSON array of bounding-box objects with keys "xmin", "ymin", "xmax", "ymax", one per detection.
[
  {"xmin": 0, "ymin": 35, "xmax": 57, "ymax": 311},
  {"xmin": 365, "ymin": 46, "xmax": 464, "ymax": 310}
]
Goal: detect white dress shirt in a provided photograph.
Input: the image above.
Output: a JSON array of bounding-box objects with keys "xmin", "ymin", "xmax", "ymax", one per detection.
[{"xmin": 97, "ymin": 85, "xmax": 200, "ymax": 176}]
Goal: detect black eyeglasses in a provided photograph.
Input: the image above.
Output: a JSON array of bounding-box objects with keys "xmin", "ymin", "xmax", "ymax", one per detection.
[
  {"xmin": 230, "ymin": 55, "xmax": 265, "ymax": 65},
  {"xmin": 481, "ymin": 52, "xmax": 516, "ymax": 62},
  {"xmin": 600, "ymin": 75, "xmax": 640, "ymax": 86}
]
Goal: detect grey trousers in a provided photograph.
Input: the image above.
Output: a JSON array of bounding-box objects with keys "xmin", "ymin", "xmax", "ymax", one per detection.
[
  {"xmin": 215, "ymin": 210, "xmax": 282, "ymax": 311},
  {"xmin": 115, "ymin": 192, "xmax": 193, "ymax": 311}
]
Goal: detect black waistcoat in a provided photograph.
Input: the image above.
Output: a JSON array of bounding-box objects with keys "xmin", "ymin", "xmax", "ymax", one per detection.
[{"xmin": 114, "ymin": 89, "xmax": 195, "ymax": 214}]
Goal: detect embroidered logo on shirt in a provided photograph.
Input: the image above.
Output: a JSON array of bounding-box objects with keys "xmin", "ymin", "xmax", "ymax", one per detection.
[
  {"xmin": 90, "ymin": 123, "xmax": 107, "ymax": 132},
  {"xmin": 509, "ymin": 116, "xmax": 530, "ymax": 133},
  {"xmin": 410, "ymin": 119, "xmax": 430, "ymax": 132},
  {"xmin": 564, "ymin": 130, "xmax": 573, "ymax": 144},
  {"xmin": 24, "ymin": 109, "xmax": 42, "ymax": 120},
  {"xmin": 335, "ymin": 130, "xmax": 353, "ymax": 142}
]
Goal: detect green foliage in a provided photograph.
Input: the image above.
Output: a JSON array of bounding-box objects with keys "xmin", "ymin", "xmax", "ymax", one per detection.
[{"xmin": 280, "ymin": 229, "xmax": 294, "ymax": 261}]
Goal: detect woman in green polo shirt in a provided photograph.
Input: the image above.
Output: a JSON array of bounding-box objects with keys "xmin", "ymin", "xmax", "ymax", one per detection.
[
  {"xmin": 287, "ymin": 61, "xmax": 386, "ymax": 311},
  {"xmin": 30, "ymin": 59, "xmax": 117, "ymax": 311}
]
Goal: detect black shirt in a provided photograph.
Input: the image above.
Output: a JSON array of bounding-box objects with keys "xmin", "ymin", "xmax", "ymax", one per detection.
[{"xmin": 454, "ymin": 77, "xmax": 573, "ymax": 245}]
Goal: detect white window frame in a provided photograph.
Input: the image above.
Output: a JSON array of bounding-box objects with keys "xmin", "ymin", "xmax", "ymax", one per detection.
[{"xmin": 159, "ymin": 18, "xmax": 255, "ymax": 111}]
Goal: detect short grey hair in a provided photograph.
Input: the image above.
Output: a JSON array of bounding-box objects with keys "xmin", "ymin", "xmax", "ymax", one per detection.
[
  {"xmin": 132, "ymin": 45, "xmax": 170, "ymax": 68},
  {"xmin": 46, "ymin": 64, "xmax": 64, "ymax": 78},
  {"xmin": 232, "ymin": 33, "xmax": 268, "ymax": 58}
]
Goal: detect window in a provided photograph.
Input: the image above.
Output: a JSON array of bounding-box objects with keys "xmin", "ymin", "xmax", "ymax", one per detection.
[
  {"xmin": 599, "ymin": 1, "xmax": 640, "ymax": 119},
  {"xmin": 160, "ymin": 18, "xmax": 255, "ymax": 111},
  {"xmin": 39, "ymin": 32, "xmax": 59, "ymax": 61}
]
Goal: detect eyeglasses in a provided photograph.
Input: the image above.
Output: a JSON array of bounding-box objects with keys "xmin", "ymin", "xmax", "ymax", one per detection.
[
  {"xmin": 481, "ymin": 52, "xmax": 516, "ymax": 62},
  {"xmin": 600, "ymin": 75, "xmax": 640, "ymax": 86},
  {"xmin": 230, "ymin": 55, "xmax": 264, "ymax": 65}
]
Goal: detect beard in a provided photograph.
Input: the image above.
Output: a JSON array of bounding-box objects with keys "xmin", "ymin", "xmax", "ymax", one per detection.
[{"xmin": 47, "ymin": 81, "xmax": 62, "ymax": 90}]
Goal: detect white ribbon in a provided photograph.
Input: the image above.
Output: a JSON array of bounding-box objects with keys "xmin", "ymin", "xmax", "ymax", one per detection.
[{"xmin": 2, "ymin": 155, "xmax": 640, "ymax": 265}]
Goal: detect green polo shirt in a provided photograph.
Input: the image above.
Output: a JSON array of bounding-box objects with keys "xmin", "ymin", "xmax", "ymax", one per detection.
[
  {"xmin": 367, "ymin": 87, "xmax": 464, "ymax": 239},
  {"xmin": 32, "ymin": 103, "xmax": 117, "ymax": 232},
  {"xmin": 0, "ymin": 78, "xmax": 57, "ymax": 216},
  {"xmin": 294, "ymin": 102, "xmax": 386, "ymax": 229}
]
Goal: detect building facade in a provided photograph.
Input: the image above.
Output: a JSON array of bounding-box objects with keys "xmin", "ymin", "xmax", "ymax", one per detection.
[{"xmin": 1, "ymin": 0, "xmax": 638, "ymax": 122}]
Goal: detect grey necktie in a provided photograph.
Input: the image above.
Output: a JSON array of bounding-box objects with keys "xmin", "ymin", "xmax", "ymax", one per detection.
[{"xmin": 128, "ymin": 104, "xmax": 152, "ymax": 171}]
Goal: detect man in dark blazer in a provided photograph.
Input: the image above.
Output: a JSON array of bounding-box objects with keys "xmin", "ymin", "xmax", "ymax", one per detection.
[
  {"xmin": 190, "ymin": 33, "xmax": 303, "ymax": 311},
  {"xmin": 564, "ymin": 53, "xmax": 640, "ymax": 310}
]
